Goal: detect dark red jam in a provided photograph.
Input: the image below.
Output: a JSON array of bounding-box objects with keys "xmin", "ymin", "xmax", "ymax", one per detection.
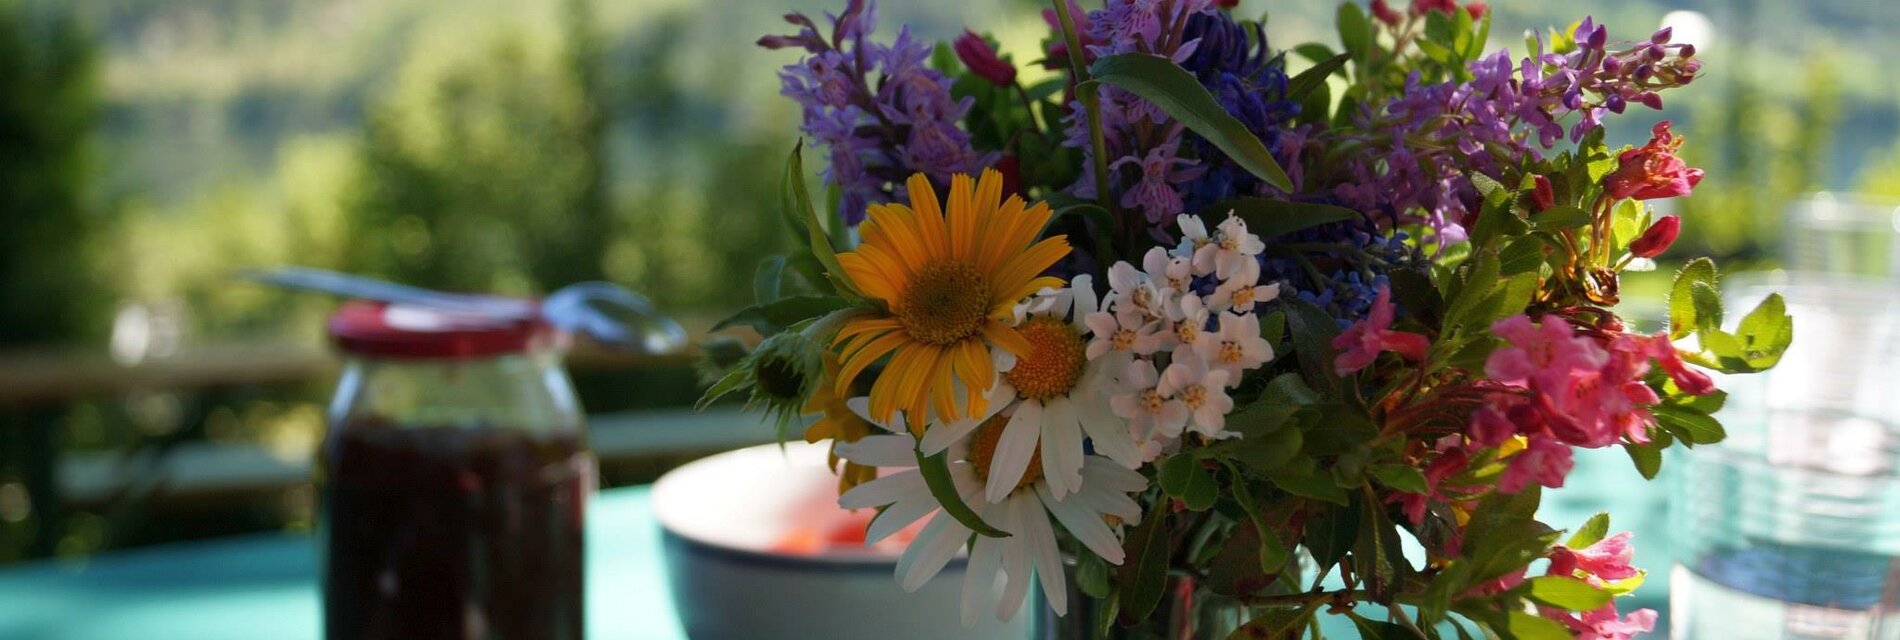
[{"xmin": 319, "ymin": 421, "xmax": 591, "ymax": 640}]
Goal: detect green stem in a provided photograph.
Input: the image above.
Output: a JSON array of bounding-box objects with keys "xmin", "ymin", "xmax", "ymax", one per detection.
[{"xmin": 1050, "ymin": 0, "xmax": 1116, "ymax": 217}]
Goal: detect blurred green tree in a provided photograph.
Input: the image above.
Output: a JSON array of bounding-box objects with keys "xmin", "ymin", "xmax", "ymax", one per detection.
[{"xmin": 0, "ymin": 1, "xmax": 107, "ymax": 346}]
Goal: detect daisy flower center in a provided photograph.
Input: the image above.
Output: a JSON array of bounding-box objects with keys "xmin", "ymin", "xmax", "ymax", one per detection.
[
  {"xmin": 1005, "ymin": 316, "xmax": 1087, "ymax": 401},
  {"xmin": 969, "ymin": 413, "xmax": 1042, "ymax": 494},
  {"xmin": 898, "ymin": 262, "xmax": 991, "ymax": 346}
]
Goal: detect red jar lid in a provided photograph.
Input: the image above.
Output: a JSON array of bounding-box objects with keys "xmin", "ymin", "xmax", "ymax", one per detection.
[{"xmin": 328, "ymin": 301, "xmax": 552, "ymax": 360}]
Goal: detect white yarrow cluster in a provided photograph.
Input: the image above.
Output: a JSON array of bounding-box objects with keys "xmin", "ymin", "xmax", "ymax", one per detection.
[{"xmin": 1097, "ymin": 213, "xmax": 1281, "ymax": 460}]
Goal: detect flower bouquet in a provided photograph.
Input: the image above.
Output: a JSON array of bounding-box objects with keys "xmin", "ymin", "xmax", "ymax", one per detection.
[{"xmin": 702, "ymin": 0, "xmax": 1794, "ymax": 637}]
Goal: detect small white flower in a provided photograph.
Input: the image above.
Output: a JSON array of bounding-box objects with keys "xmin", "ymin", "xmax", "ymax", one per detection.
[
  {"xmin": 1106, "ymin": 262, "xmax": 1174, "ymax": 321},
  {"xmin": 1170, "ymin": 296, "xmax": 1212, "ymax": 362},
  {"xmin": 1173, "ymin": 213, "xmax": 1213, "ymax": 260},
  {"xmin": 1198, "ymin": 213, "xmax": 1266, "ymax": 279},
  {"xmin": 1206, "ymin": 259, "xmax": 1282, "ymax": 314},
  {"xmin": 1157, "ymin": 353, "xmax": 1237, "ymax": 440},
  {"xmin": 1109, "ymin": 359, "xmax": 1190, "ymax": 440},
  {"xmin": 1142, "ymin": 247, "xmax": 1193, "ymax": 300},
  {"xmin": 1193, "ymin": 312, "xmax": 1275, "ymax": 383},
  {"xmin": 1084, "ymin": 307, "xmax": 1171, "ymax": 359}
]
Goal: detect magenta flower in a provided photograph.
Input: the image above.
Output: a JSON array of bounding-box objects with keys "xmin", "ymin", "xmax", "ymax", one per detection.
[
  {"xmin": 1549, "ymin": 531, "xmax": 1640, "ymax": 584},
  {"xmin": 1627, "ymin": 215, "xmax": 1681, "ymax": 258},
  {"xmin": 1604, "ymin": 121, "xmax": 1704, "ymax": 201},
  {"xmin": 1333, "ymin": 285, "xmax": 1431, "ymax": 375},
  {"xmin": 1642, "ymin": 331, "xmax": 1714, "ymax": 395},
  {"xmin": 1484, "ymin": 315, "xmax": 1607, "ymax": 389},
  {"xmin": 953, "ymin": 31, "xmax": 1016, "ymax": 87}
]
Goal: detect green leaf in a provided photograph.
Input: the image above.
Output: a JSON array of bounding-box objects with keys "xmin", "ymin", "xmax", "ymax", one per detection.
[
  {"xmin": 1566, "ymin": 512, "xmax": 1611, "ymax": 549},
  {"xmin": 1528, "ymin": 576, "xmax": 1614, "ymax": 611},
  {"xmin": 1508, "ymin": 610, "xmax": 1574, "ymax": 640},
  {"xmin": 1209, "ymin": 197, "xmax": 1360, "ymax": 240},
  {"xmin": 1118, "ymin": 507, "xmax": 1173, "ymax": 623},
  {"xmin": 913, "ymin": 446, "xmax": 1009, "ymax": 537},
  {"xmin": 1050, "ymin": 201, "xmax": 1118, "ymax": 266},
  {"xmin": 1371, "ymin": 464, "xmax": 1429, "ymax": 494},
  {"xmin": 1158, "ymin": 455, "xmax": 1217, "ymax": 510},
  {"xmin": 1294, "ymin": 43, "xmax": 1338, "ymax": 65},
  {"xmin": 1226, "ymin": 609, "xmax": 1311, "ymax": 640},
  {"xmin": 1651, "ymin": 403, "xmax": 1726, "ymax": 445},
  {"xmin": 1734, "ymin": 293, "xmax": 1794, "ymax": 370},
  {"xmin": 693, "ymin": 364, "xmax": 752, "ymax": 411},
  {"xmin": 1624, "ymin": 439, "xmax": 1664, "ymax": 480},
  {"xmin": 1282, "ymin": 299, "xmax": 1343, "ymax": 394},
  {"xmin": 1532, "ymin": 205, "xmax": 1592, "ymax": 230},
  {"xmin": 1075, "ymin": 551, "xmax": 1112, "ymax": 599},
  {"xmin": 1668, "ymin": 257, "xmax": 1718, "ymax": 340},
  {"xmin": 1336, "ymin": 2, "xmax": 1372, "ymax": 61},
  {"xmin": 1087, "ymin": 54, "xmax": 1294, "ymax": 192},
  {"xmin": 783, "ymin": 143, "xmax": 864, "ymax": 301},
  {"xmin": 1231, "ymin": 420, "xmax": 1304, "ymax": 470},
  {"xmin": 1690, "ymin": 281, "xmax": 1724, "ymax": 336},
  {"xmin": 1286, "ymin": 52, "xmax": 1351, "ymax": 100},
  {"xmin": 711, "ymin": 296, "xmax": 854, "ymax": 334},
  {"xmin": 1350, "ymin": 616, "xmax": 1412, "ymax": 640},
  {"xmin": 1353, "ymin": 493, "xmax": 1409, "ymax": 599},
  {"xmin": 754, "ymin": 255, "xmax": 787, "ymax": 304},
  {"xmin": 1303, "ymin": 500, "xmax": 1361, "ymax": 567},
  {"xmin": 1497, "ymin": 235, "xmax": 1548, "ymax": 276},
  {"xmin": 1268, "ymin": 458, "xmax": 1350, "ymax": 506},
  {"xmin": 1264, "ymin": 372, "xmax": 1321, "ymax": 405}
]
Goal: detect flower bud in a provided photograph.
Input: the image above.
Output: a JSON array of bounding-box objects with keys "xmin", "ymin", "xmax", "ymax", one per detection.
[
  {"xmin": 1629, "ymin": 215, "xmax": 1680, "ymax": 258},
  {"xmin": 954, "ymin": 30, "xmax": 1017, "ymax": 87},
  {"xmin": 1588, "ymin": 25, "xmax": 1608, "ymax": 50},
  {"xmin": 1215, "ymin": 0, "xmax": 1240, "ymax": 7},
  {"xmin": 1678, "ymin": 44, "xmax": 1697, "ymax": 59},
  {"xmin": 1465, "ymin": 2, "xmax": 1489, "ymax": 19},
  {"xmin": 1633, "ymin": 64, "xmax": 1654, "ymax": 81},
  {"xmin": 1636, "ymin": 91, "xmax": 1663, "ymax": 110},
  {"xmin": 1603, "ymin": 56, "xmax": 1622, "ymax": 74},
  {"xmin": 1371, "ymin": 0, "xmax": 1403, "ymax": 26},
  {"xmin": 1651, "ymin": 26, "xmax": 1673, "ymax": 44},
  {"xmin": 1646, "ymin": 43, "xmax": 1666, "ymax": 61},
  {"xmin": 1531, "ymin": 175, "xmax": 1556, "ymax": 211},
  {"xmin": 1604, "ymin": 93, "xmax": 1627, "ymax": 114}
]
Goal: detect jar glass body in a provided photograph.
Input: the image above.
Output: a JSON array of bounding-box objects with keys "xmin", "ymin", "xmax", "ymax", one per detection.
[{"xmin": 318, "ymin": 349, "xmax": 592, "ymax": 640}]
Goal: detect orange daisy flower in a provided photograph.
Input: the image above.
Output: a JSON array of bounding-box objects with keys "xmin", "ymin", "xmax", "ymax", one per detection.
[{"xmin": 832, "ymin": 169, "xmax": 1070, "ymax": 434}]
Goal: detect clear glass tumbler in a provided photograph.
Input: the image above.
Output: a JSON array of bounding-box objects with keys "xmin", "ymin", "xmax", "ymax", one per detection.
[{"xmin": 1670, "ymin": 274, "xmax": 1900, "ymax": 640}]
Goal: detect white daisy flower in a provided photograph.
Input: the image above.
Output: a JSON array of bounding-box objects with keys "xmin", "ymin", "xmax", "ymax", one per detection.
[
  {"xmin": 1194, "ymin": 312, "xmax": 1275, "ymax": 383},
  {"xmin": 835, "ymin": 401, "xmax": 1146, "ymax": 624},
  {"xmin": 940, "ymin": 275, "xmax": 1141, "ymax": 502},
  {"xmin": 1205, "ymin": 259, "xmax": 1282, "ymax": 314},
  {"xmin": 1157, "ymin": 353, "xmax": 1237, "ymax": 440}
]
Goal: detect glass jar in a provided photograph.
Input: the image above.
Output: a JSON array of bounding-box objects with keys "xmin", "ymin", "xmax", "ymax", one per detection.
[{"xmin": 319, "ymin": 301, "xmax": 593, "ymax": 640}]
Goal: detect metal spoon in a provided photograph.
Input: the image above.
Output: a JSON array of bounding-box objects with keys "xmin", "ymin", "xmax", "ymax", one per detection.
[{"xmin": 246, "ymin": 267, "xmax": 688, "ymax": 355}]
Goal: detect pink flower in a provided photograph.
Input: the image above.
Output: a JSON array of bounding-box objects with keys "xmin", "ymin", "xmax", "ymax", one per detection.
[
  {"xmin": 1549, "ymin": 532, "xmax": 1640, "ymax": 583},
  {"xmin": 1390, "ymin": 439, "xmax": 1471, "ymax": 524},
  {"xmin": 954, "ymin": 31, "xmax": 1016, "ymax": 87},
  {"xmin": 1604, "ymin": 121, "xmax": 1704, "ymax": 201},
  {"xmin": 1484, "ymin": 315, "xmax": 1607, "ymax": 388},
  {"xmin": 1463, "ymin": 2, "xmax": 1488, "ymax": 19},
  {"xmin": 1465, "ymin": 567, "xmax": 1526, "ymax": 598},
  {"xmin": 1643, "ymin": 332, "xmax": 1714, "ymax": 395},
  {"xmin": 1546, "ymin": 603, "xmax": 1658, "ymax": 640},
  {"xmin": 1410, "ymin": 0, "xmax": 1458, "ymax": 14},
  {"xmin": 1332, "ymin": 286, "xmax": 1431, "ymax": 375},
  {"xmin": 1627, "ymin": 215, "xmax": 1680, "ymax": 258},
  {"xmin": 1499, "ymin": 435, "xmax": 1573, "ymax": 493}
]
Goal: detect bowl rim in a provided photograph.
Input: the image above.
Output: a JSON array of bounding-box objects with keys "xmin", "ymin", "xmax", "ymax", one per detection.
[{"xmin": 652, "ymin": 441, "xmax": 957, "ymax": 569}]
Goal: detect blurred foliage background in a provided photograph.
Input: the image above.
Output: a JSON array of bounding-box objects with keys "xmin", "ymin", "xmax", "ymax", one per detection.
[{"xmin": 0, "ymin": 0, "xmax": 1895, "ymax": 562}]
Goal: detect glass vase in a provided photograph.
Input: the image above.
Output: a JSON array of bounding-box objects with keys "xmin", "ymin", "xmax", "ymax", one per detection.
[{"xmin": 1034, "ymin": 572, "xmax": 1252, "ymax": 640}]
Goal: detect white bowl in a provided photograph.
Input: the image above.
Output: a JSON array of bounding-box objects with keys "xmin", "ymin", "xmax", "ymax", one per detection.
[{"xmin": 652, "ymin": 441, "xmax": 1031, "ymax": 640}]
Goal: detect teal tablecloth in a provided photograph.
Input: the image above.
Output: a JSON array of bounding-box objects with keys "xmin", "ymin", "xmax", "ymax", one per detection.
[
  {"xmin": 0, "ymin": 450, "xmax": 1668, "ymax": 640},
  {"xmin": 0, "ymin": 487, "xmax": 682, "ymax": 640}
]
